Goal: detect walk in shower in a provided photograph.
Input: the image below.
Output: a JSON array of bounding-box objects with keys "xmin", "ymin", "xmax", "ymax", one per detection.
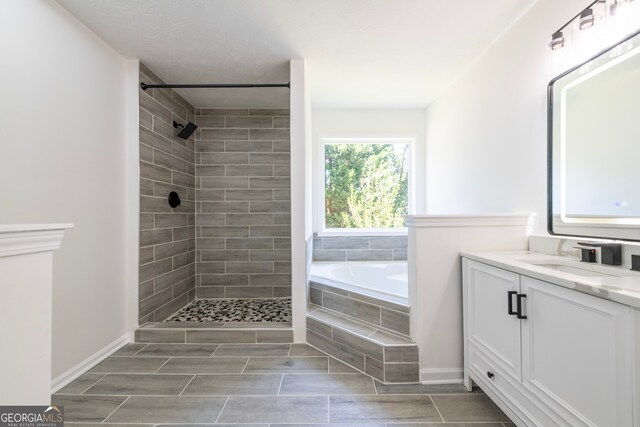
[{"xmin": 137, "ymin": 63, "xmax": 291, "ymax": 326}]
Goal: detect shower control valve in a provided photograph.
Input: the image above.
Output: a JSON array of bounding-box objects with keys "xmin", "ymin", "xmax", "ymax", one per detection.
[{"xmin": 168, "ymin": 191, "xmax": 181, "ymax": 208}]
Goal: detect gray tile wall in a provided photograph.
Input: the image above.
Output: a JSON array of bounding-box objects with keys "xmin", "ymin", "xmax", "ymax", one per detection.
[
  {"xmin": 139, "ymin": 64, "xmax": 197, "ymax": 323},
  {"xmin": 313, "ymin": 235, "xmax": 407, "ymax": 262},
  {"xmin": 309, "ymin": 281, "xmax": 410, "ymax": 337},
  {"xmin": 194, "ymin": 108, "xmax": 291, "ymax": 298}
]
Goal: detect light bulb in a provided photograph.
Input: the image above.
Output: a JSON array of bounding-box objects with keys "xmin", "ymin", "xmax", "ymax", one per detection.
[
  {"xmin": 550, "ymin": 31, "xmax": 566, "ymax": 50},
  {"xmin": 611, "ymin": 0, "xmax": 634, "ymax": 15},
  {"xmin": 579, "ymin": 8, "xmax": 596, "ymax": 30}
]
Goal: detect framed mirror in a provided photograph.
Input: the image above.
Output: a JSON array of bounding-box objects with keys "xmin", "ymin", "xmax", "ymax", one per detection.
[{"xmin": 548, "ymin": 29, "xmax": 640, "ymax": 241}]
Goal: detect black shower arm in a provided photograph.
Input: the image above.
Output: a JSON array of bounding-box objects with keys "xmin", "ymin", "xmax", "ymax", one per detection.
[{"xmin": 140, "ymin": 82, "xmax": 290, "ymax": 90}]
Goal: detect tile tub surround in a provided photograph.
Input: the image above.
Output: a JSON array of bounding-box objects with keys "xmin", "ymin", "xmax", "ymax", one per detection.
[
  {"xmin": 139, "ymin": 63, "xmax": 197, "ymax": 323},
  {"xmin": 313, "ymin": 234, "xmax": 408, "ymax": 262},
  {"xmin": 306, "ymin": 278, "xmax": 416, "ymax": 384},
  {"xmin": 195, "ymin": 108, "xmax": 291, "ymax": 299},
  {"xmin": 307, "ymin": 306, "xmax": 419, "ymax": 383},
  {"xmin": 53, "ymin": 342, "xmax": 510, "ymax": 424},
  {"xmin": 309, "ymin": 280, "xmax": 410, "ymax": 337}
]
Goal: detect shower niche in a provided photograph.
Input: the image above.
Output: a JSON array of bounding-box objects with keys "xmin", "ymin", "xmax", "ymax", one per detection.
[{"xmin": 137, "ymin": 63, "xmax": 292, "ymax": 327}]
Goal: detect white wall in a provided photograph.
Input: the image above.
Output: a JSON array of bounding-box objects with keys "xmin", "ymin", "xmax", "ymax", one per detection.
[
  {"xmin": 312, "ymin": 109, "xmax": 426, "ymax": 230},
  {"xmin": 290, "ymin": 59, "xmax": 312, "ymax": 341},
  {"xmin": 424, "ymin": 0, "xmax": 586, "ymax": 234},
  {"xmin": 0, "ymin": 1, "xmax": 136, "ymax": 379},
  {"xmin": 0, "ymin": 226, "xmax": 70, "ymax": 405},
  {"xmin": 407, "ymin": 215, "xmax": 531, "ymax": 384}
]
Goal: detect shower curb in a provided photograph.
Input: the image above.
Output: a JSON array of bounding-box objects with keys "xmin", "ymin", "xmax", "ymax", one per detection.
[{"xmin": 135, "ymin": 326, "xmax": 293, "ymax": 344}]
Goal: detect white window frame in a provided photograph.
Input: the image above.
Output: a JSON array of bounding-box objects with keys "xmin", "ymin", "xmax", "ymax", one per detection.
[{"xmin": 317, "ymin": 135, "xmax": 415, "ymax": 236}]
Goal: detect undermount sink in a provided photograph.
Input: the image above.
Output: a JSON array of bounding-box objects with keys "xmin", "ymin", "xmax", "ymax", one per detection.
[
  {"xmin": 531, "ymin": 263, "xmax": 615, "ymax": 278},
  {"xmin": 517, "ymin": 258, "xmax": 636, "ymax": 278}
]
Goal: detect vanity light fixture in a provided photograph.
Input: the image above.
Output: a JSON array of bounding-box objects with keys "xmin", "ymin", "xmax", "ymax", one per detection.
[
  {"xmin": 611, "ymin": 0, "xmax": 634, "ymax": 15},
  {"xmin": 550, "ymin": 31, "xmax": 566, "ymax": 50},
  {"xmin": 579, "ymin": 8, "xmax": 596, "ymax": 30},
  {"xmin": 548, "ymin": 0, "xmax": 620, "ymax": 50}
]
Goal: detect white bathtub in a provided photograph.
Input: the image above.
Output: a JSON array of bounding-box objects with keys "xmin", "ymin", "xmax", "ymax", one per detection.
[{"xmin": 310, "ymin": 261, "xmax": 408, "ymax": 303}]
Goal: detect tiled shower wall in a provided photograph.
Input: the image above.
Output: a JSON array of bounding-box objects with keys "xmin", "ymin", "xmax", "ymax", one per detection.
[
  {"xmin": 313, "ymin": 235, "xmax": 408, "ymax": 262},
  {"xmin": 138, "ymin": 64, "xmax": 196, "ymax": 323},
  {"xmin": 194, "ymin": 108, "xmax": 291, "ymax": 299}
]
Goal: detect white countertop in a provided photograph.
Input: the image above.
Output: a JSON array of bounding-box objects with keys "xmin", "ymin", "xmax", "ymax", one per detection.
[{"xmin": 461, "ymin": 251, "xmax": 640, "ymax": 310}]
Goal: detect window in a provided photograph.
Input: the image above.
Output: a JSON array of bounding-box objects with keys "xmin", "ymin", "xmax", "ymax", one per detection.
[{"xmin": 319, "ymin": 137, "xmax": 414, "ymax": 235}]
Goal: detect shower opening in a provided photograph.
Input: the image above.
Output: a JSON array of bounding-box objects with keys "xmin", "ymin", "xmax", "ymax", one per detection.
[{"xmin": 138, "ymin": 63, "xmax": 291, "ymax": 328}]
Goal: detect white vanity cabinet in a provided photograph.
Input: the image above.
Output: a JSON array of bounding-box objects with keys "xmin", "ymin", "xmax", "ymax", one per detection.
[
  {"xmin": 464, "ymin": 261, "xmax": 522, "ymax": 382},
  {"xmin": 463, "ymin": 258, "xmax": 637, "ymax": 427}
]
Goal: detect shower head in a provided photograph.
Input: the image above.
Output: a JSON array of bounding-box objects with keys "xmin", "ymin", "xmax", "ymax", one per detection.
[{"xmin": 173, "ymin": 120, "xmax": 198, "ymax": 139}]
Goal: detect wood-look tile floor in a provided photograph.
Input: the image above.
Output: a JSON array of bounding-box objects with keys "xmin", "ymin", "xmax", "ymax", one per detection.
[{"xmin": 53, "ymin": 343, "xmax": 514, "ymax": 426}]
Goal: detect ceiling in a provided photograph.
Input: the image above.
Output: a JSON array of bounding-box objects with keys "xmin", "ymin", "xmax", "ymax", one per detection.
[{"xmin": 57, "ymin": 0, "xmax": 536, "ymax": 109}]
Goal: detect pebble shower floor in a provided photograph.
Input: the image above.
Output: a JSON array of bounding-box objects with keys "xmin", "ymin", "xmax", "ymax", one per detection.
[{"xmin": 166, "ymin": 298, "xmax": 292, "ymax": 323}]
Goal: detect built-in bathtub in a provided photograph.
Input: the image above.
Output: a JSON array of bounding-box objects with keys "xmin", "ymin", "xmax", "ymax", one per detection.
[{"xmin": 310, "ymin": 261, "xmax": 408, "ymax": 306}]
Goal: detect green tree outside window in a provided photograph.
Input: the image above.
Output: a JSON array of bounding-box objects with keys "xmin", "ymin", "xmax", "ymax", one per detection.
[{"xmin": 324, "ymin": 143, "xmax": 409, "ymax": 229}]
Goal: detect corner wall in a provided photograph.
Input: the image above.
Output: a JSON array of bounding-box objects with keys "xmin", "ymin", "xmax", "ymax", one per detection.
[
  {"xmin": 138, "ymin": 64, "xmax": 197, "ymax": 323},
  {"xmin": 290, "ymin": 59, "xmax": 312, "ymax": 342},
  {"xmin": 407, "ymin": 215, "xmax": 531, "ymax": 384},
  {"xmin": 424, "ymin": 0, "xmax": 586, "ymax": 233},
  {"xmin": 0, "ymin": 1, "xmax": 133, "ymax": 378}
]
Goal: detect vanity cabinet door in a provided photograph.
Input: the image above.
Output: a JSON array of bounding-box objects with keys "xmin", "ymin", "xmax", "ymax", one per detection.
[
  {"xmin": 520, "ymin": 276, "xmax": 633, "ymax": 427},
  {"xmin": 464, "ymin": 259, "xmax": 522, "ymax": 381}
]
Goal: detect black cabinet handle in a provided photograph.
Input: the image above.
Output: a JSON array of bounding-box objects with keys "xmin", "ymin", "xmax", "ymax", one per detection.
[
  {"xmin": 507, "ymin": 291, "xmax": 517, "ymax": 315},
  {"xmin": 516, "ymin": 294, "xmax": 527, "ymax": 319},
  {"xmin": 487, "ymin": 371, "xmax": 495, "ymax": 379}
]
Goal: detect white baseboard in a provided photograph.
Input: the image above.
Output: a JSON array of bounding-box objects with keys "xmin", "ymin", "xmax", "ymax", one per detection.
[
  {"xmin": 51, "ymin": 331, "xmax": 133, "ymax": 393},
  {"xmin": 420, "ymin": 368, "xmax": 464, "ymax": 385}
]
